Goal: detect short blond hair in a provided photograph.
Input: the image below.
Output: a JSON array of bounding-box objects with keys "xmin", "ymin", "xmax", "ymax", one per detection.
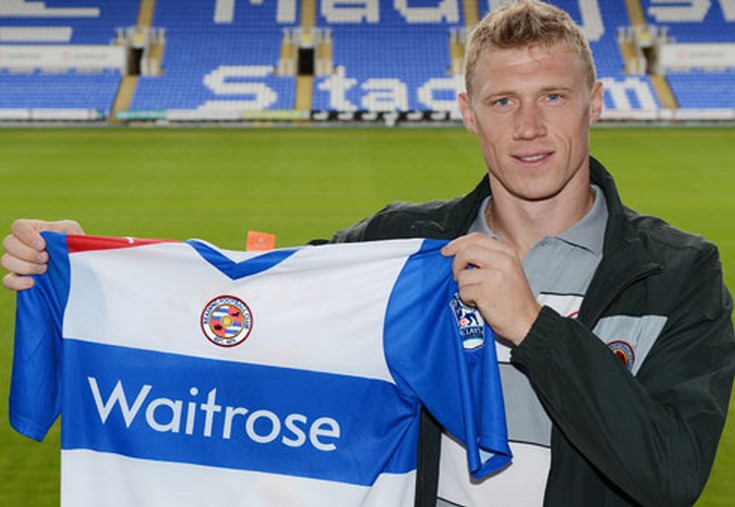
[{"xmin": 464, "ymin": 0, "xmax": 596, "ymax": 96}]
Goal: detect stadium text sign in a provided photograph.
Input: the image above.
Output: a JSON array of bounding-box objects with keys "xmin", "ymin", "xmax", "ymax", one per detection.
[
  {"xmin": 200, "ymin": 65, "xmax": 660, "ymax": 114},
  {"xmin": 660, "ymin": 43, "xmax": 735, "ymax": 70},
  {"xmin": 202, "ymin": 64, "xmax": 463, "ymax": 112},
  {"xmin": 0, "ymin": 45, "xmax": 125, "ymax": 71},
  {"xmin": 213, "ymin": 0, "xmax": 606, "ymax": 40},
  {"xmin": 647, "ymin": 0, "xmax": 735, "ymax": 22},
  {"xmin": 214, "ymin": 0, "xmax": 462, "ymax": 23},
  {"xmin": 315, "ymin": 67, "xmax": 463, "ymax": 112},
  {"xmin": 212, "ymin": 0, "xmax": 734, "ymax": 40}
]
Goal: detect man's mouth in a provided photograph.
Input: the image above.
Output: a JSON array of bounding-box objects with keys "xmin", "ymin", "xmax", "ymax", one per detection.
[{"xmin": 515, "ymin": 152, "xmax": 551, "ymax": 163}]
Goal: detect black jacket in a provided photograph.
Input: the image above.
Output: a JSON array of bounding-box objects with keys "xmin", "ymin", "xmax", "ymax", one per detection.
[{"xmin": 330, "ymin": 157, "xmax": 735, "ymax": 507}]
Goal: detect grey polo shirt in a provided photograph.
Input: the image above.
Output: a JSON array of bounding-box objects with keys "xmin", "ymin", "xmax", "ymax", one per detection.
[
  {"xmin": 468, "ymin": 184, "xmax": 607, "ymax": 302},
  {"xmin": 437, "ymin": 185, "xmax": 608, "ymax": 507}
]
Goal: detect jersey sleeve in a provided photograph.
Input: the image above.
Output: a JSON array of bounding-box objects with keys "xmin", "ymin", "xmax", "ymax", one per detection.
[
  {"xmin": 384, "ymin": 239, "xmax": 512, "ymax": 478},
  {"xmin": 9, "ymin": 232, "xmax": 71, "ymax": 441}
]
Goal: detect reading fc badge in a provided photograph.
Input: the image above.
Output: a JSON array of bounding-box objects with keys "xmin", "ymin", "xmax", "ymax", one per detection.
[
  {"xmin": 608, "ymin": 340, "xmax": 635, "ymax": 371},
  {"xmin": 201, "ymin": 295, "xmax": 253, "ymax": 347},
  {"xmin": 450, "ymin": 293, "xmax": 485, "ymax": 350}
]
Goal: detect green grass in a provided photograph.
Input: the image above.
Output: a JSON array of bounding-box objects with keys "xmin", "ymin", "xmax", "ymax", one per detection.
[{"xmin": 0, "ymin": 126, "xmax": 734, "ymax": 505}]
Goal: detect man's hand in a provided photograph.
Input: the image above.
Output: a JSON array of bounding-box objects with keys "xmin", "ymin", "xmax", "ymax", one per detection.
[
  {"xmin": 2, "ymin": 219, "xmax": 85, "ymax": 291},
  {"xmin": 442, "ymin": 232, "xmax": 541, "ymax": 346}
]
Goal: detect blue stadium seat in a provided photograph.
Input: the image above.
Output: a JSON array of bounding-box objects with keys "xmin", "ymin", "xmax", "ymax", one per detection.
[
  {"xmin": 129, "ymin": 0, "xmax": 298, "ymax": 111},
  {"xmin": 2, "ymin": 0, "xmax": 732, "ymax": 115},
  {"xmin": 313, "ymin": 0, "xmax": 462, "ymax": 111},
  {"xmin": 668, "ymin": 71, "xmax": 735, "ymax": 108},
  {"xmin": 640, "ymin": 0, "xmax": 735, "ymax": 43},
  {"xmin": 0, "ymin": 0, "xmax": 137, "ymax": 115},
  {"xmin": 0, "ymin": 72, "xmax": 121, "ymax": 112},
  {"xmin": 0, "ymin": 0, "xmax": 138, "ymax": 44},
  {"xmin": 638, "ymin": 0, "xmax": 734, "ymax": 109}
]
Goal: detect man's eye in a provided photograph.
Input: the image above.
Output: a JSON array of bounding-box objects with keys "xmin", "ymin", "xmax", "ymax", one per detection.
[
  {"xmin": 494, "ymin": 97, "xmax": 511, "ymax": 107},
  {"xmin": 547, "ymin": 93, "xmax": 561, "ymax": 101}
]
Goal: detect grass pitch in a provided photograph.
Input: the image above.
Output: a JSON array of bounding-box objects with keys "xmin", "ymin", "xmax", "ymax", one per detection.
[{"xmin": 0, "ymin": 126, "xmax": 733, "ymax": 506}]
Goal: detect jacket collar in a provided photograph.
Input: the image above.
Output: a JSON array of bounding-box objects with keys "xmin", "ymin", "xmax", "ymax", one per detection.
[
  {"xmin": 589, "ymin": 156, "xmax": 634, "ymax": 254},
  {"xmin": 456, "ymin": 157, "xmax": 631, "ymax": 238},
  {"xmin": 453, "ymin": 157, "xmax": 661, "ymax": 325},
  {"xmin": 585, "ymin": 157, "xmax": 663, "ymax": 325},
  {"xmin": 455, "ymin": 156, "xmax": 626, "ymax": 241}
]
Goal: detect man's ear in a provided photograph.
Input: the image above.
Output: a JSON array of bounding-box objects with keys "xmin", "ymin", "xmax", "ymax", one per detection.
[
  {"xmin": 589, "ymin": 81, "xmax": 603, "ymax": 124},
  {"xmin": 458, "ymin": 92, "xmax": 478, "ymax": 134}
]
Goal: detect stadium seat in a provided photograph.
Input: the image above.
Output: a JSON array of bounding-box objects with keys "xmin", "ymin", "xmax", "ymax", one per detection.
[
  {"xmin": 0, "ymin": 0, "xmax": 139, "ymax": 117},
  {"xmin": 668, "ymin": 71, "xmax": 735, "ymax": 108},
  {"xmin": 1, "ymin": 0, "xmax": 732, "ymax": 117},
  {"xmin": 0, "ymin": 0, "xmax": 137, "ymax": 44},
  {"xmin": 312, "ymin": 0, "xmax": 462, "ymax": 112},
  {"xmin": 0, "ymin": 72, "xmax": 121, "ymax": 113},
  {"xmin": 129, "ymin": 0, "xmax": 298, "ymax": 112},
  {"xmin": 640, "ymin": 0, "xmax": 735, "ymax": 42}
]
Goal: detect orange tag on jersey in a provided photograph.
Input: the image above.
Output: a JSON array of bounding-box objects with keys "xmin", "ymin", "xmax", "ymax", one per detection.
[{"xmin": 246, "ymin": 230, "xmax": 276, "ymax": 251}]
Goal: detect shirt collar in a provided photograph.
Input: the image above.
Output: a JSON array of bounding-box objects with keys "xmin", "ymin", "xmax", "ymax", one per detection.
[
  {"xmin": 471, "ymin": 185, "xmax": 608, "ymax": 255},
  {"xmin": 556, "ymin": 185, "xmax": 607, "ymax": 255}
]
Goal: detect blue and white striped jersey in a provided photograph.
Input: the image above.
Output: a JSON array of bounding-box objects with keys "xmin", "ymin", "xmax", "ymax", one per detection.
[{"xmin": 10, "ymin": 232, "xmax": 511, "ymax": 507}]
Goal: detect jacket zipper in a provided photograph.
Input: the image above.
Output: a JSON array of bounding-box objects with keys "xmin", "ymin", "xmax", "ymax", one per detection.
[{"xmin": 581, "ymin": 262, "xmax": 663, "ymax": 328}]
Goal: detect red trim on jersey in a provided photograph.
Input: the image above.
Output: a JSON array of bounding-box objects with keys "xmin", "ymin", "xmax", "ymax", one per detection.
[{"xmin": 66, "ymin": 234, "xmax": 175, "ymax": 253}]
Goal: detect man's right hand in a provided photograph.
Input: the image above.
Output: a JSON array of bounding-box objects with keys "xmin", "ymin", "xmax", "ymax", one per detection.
[{"xmin": 2, "ymin": 219, "xmax": 85, "ymax": 291}]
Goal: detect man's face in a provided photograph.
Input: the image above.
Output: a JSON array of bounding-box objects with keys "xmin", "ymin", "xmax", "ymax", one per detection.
[{"xmin": 459, "ymin": 43, "xmax": 603, "ymax": 206}]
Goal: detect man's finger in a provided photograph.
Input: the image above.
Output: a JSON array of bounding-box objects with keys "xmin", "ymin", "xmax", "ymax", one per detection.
[
  {"xmin": 10, "ymin": 219, "xmax": 48, "ymax": 251},
  {"xmin": 1, "ymin": 252, "xmax": 47, "ymax": 277},
  {"xmin": 2, "ymin": 272, "xmax": 35, "ymax": 291},
  {"xmin": 46, "ymin": 219, "xmax": 85, "ymax": 236},
  {"xmin": 3, "ymin": 234, "xmax": 48, "ymax": 264}
]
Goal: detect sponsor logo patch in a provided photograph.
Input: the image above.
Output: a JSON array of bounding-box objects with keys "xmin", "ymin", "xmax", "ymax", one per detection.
[
  {"xmin": 201, "ymin": 295, "xmax": 253, "ymax": 347},
  {"xmin": 450, "ymin": 293, "xmax": 485, "ymax": 350},
  {"xmin": 607, "ymin": 340, "xmax": 635, "ymax": 371}
]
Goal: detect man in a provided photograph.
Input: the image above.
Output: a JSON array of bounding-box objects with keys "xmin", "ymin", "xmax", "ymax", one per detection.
[{"xmin": 4, "ymin": 1, "xmax": 734, "ymax": 506}]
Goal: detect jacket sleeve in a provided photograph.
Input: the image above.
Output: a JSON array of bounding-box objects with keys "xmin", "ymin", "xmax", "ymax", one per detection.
[
  {"xmin": 330, "ymin": 202, "xmax": 421, "ymax": 243},
  {"xmin": 511, "ymin": 242, "xmax": 735, "ymax": 506}
]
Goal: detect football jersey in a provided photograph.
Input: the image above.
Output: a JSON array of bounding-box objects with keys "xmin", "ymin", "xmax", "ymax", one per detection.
[{"xmin": 10, "ymin": 233, "xmax": 511, "ymax": 507}]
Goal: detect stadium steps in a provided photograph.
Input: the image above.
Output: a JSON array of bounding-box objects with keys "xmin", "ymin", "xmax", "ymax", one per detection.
[
  {"xmin": 296, "ymin": 76, "xmax": 314, "ymax": 111},
  {"xmin": 624, "ymin": 0, "xmax": 647, "ymax": 26},
  {"xmin": 463, "ymin": 0, "xmax": 479, "ymax": 26},
  {"xmin": 301, "ymin": 0, "xmax": 316, "ymax": 27},
  {"xmin": 292, "ymin": 0, "xmax": 317, "ymax": 110},
  {"xmin": 146, "ymin": 41, "xmax": 165, "ymax": 75},
  {"xmin": 649, "ymin": 74, "xmax": 678, "ymax": 108},
  {"xmin": 137, "ymin": 0, "xmax": 157, "ymax": 28},
  {"xmin": 316, "ymin": 37, "xmax": 333, "ymax": 76},
  {"xmin": 110, "ymin": 76, "xmax": 139, "ymax": 123},
  {"xmin": 450, "ymin": 32, "xmax": 465, "ymax": 75},
  {"xmin": 618, "ymin": 0, "xmax": 649, "ymax": 76},
  {"xmin": 619, "ymin": 39, "xmax": 641, "ymax": 74},
  {"xmin": 279, "ymin": 35, "xmax": 297, "ymax": 75},
  {"xmin": 137, "ymin": 0, "xmax": 163, "ymax": 76},
  {"xmin": 109, "ymin": 0, "xmax": 159, "ymax": 122}
]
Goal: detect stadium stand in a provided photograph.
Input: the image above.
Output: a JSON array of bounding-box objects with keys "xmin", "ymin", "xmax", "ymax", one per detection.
[
  {"xmin": 0, "ymin": 0, "xmax": 133, "ymax": 44},
  {"xmin": 638, "ymin": 0, "xmax": 735, "ymax": 111},
  {"xmin": 0, "ymin": 70, "xmax": 121, "ymax": 111},
  {"xmin": 0, "ymin": 0, "xmax": 733, "ymax": 122},
  {"xmin": 667, "ymin": 71, "xmax": 735, "ymax": 109},
  {"xmin": 129, "ymin": 0, "xmax": 298, "ymax": 114},
  {"xmin": 641, "ymin": 0, "xmax": 735, "ymax": 43},
  {"xmin": 0, "ymin": 0, "xmax": 138, "ymax": 118},
  {"xmin": 312, "ymin": 1, "xmax": 464, "ymax": 112}
]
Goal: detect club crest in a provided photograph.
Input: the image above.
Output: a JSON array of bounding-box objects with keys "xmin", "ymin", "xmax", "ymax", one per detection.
[
  {"xmin": 450, "ymin": 293, "xmax": 485, "ymax": 350},
  {"xmin": 201, "ymin": 295, "xmax": 253, "ymax": 347},
  {"xmin": 607, "ymin": 340, "xmax": 635, "ymax": 371}
]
